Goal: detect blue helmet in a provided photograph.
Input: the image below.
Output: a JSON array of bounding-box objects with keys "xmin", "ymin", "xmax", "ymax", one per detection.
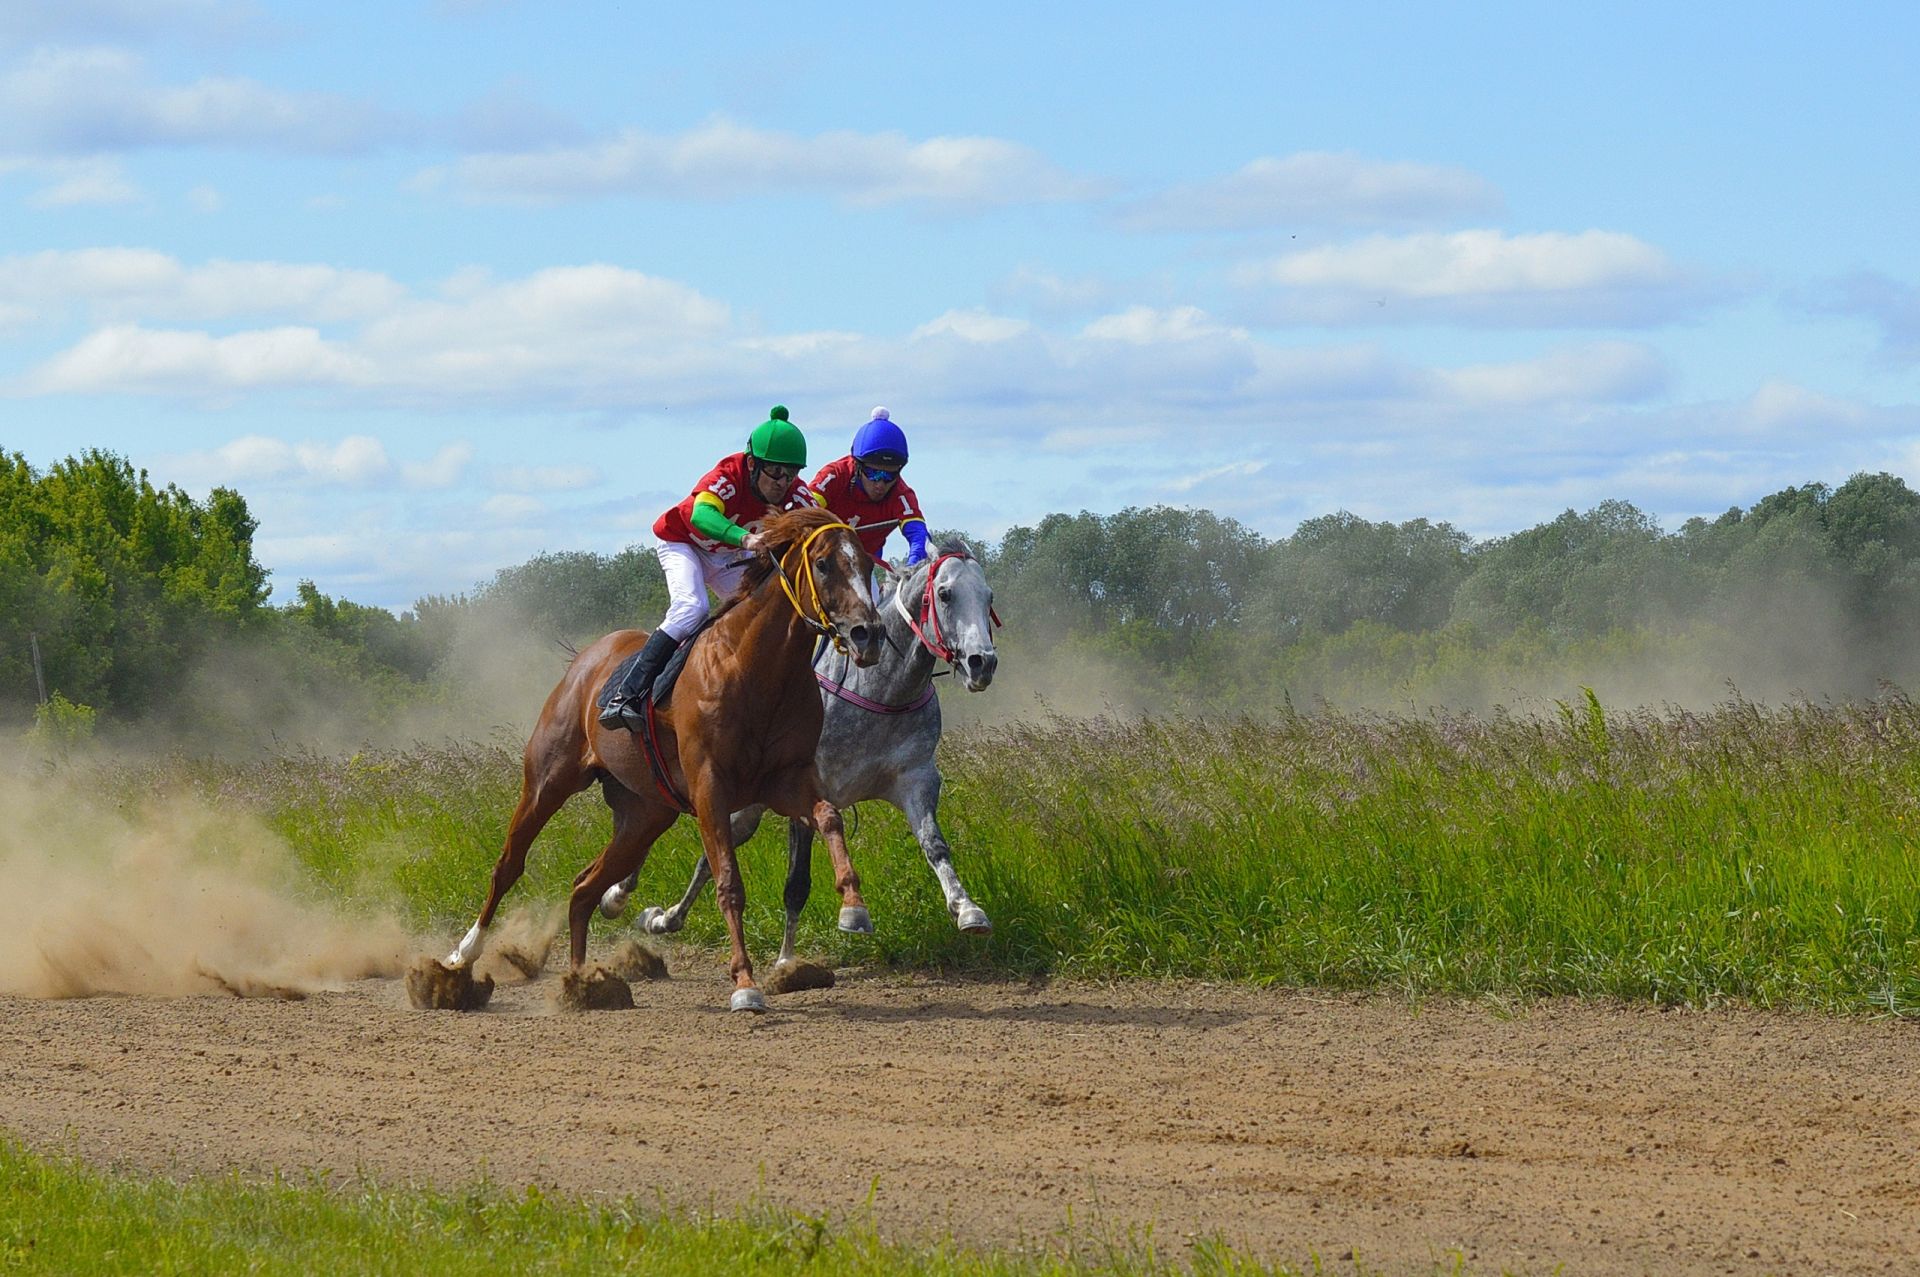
[{"xmin": 851, "ymin": 407, "xmax": 908, "ymax": 468}]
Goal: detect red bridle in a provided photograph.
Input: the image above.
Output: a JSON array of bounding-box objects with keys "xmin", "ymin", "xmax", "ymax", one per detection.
[{"xmin": 893, "ymin": 550, "xmax": 1001, "ymax": 666}]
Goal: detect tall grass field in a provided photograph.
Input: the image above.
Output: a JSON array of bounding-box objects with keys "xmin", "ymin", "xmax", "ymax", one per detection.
[{"xmin": 138, "ymin": 691, "xmax": 1920, "ymax": 1015}]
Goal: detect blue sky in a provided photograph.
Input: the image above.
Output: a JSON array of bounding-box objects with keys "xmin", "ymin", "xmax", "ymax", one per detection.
[{"xmin": 4, "ymin": 1, "xmax": 1919, "ymax": 609}]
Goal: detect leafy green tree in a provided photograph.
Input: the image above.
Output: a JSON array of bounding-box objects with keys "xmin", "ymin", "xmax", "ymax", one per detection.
[
  {"xmin": 1451, "ymin": 500, "xmax": 1686, "ymax": 640},
  {"xmin": 0, "ymin": 448, "xmax": 268, "ymax": 722},
  {"xmin": 1253, "ymin": 512, "xmax": 1472, "ymax": 640},
  {"xmin": 987, "ymin": 505, "xmax": 1266, "ymax": 663}
]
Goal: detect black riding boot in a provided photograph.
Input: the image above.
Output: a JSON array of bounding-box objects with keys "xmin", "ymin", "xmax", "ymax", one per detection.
[{"xmin": 596, "ymin": 629, "xmax": 679, "ymax": 732}]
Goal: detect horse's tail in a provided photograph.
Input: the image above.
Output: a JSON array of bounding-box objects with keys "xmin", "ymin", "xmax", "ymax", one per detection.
[{"xmin": 556, "ymin": 638, "xmax": 579, "ymax": 667}]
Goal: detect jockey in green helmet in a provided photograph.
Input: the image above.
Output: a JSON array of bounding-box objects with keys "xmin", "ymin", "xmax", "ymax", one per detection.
[{"xmin": 597, "ymin": 405, "xmax": 817, "ymax": 732}]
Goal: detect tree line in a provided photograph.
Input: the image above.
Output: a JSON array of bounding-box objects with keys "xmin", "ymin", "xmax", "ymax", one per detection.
[{"xmin": 6, "ymin": 445, "xmax": 1920, "ymax": 730}]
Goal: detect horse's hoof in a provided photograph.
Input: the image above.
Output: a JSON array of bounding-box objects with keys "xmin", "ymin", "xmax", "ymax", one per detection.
[
  {"xmin": 638, "ymin": 906, "xmax": 676, "ymax": 935},
  {"xmin": 730, "ymin": 987, "xmax": 768, "ymax": 1013},
  {"xmin": 837, "ymin": 906, "xmax": 873, "ymax": 934},
  {"xmin": 599, "ymin": 882, "xmax": 631, "ymax": 919},
  {"xmin": 956, "ymin": 904, "xmax": 993, "ymax": 935}
]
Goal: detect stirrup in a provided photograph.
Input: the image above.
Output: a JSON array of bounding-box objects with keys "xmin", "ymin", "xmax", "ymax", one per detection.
[{"xmin": 597, "ymin": 697, "xmax": 646, "ymax": 733}]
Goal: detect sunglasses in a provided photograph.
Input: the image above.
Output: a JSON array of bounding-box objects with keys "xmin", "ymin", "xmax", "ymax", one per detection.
[
  {"xmin": 758, "ymin": 462, "xmax": 800, "ymax": 482},
  {"xmin": 859, "ymin": 464, "xmax": 901, "ymax": 484}
]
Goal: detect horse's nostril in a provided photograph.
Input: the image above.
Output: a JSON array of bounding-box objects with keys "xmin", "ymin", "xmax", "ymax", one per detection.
[{"xmin": 849, "ymin": 624, "xmax": 871, "ymax": 646}]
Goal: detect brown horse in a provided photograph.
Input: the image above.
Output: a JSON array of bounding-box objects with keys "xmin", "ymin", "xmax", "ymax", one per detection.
[{"xmin": 445, "ymin": 505, "xmax": 884, "ymax": 1012}]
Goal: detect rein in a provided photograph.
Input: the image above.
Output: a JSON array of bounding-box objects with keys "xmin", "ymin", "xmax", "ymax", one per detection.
[{"xmin": 769, "ymin": 520, "xmax": 860, "ymax": 656}]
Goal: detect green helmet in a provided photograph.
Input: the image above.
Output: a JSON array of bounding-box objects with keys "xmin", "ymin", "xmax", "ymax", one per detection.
[{"xmin": 746, "ymin": 405, "xmax": 807, "ymax": 467}]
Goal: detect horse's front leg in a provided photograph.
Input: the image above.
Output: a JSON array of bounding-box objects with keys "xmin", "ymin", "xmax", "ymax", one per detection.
[
  {"xmin": 896, "ymin": 766, "xmax": 990, "ymax": 934},
  {"xmin": 693, "ymin": 801, "xmax": 765, "ymax": 1013}
]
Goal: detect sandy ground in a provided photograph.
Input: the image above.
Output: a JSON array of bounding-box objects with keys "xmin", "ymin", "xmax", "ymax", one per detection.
[{"xmin": 3, "ymin": 949, "xmax": 1918, "ymax": 1276}]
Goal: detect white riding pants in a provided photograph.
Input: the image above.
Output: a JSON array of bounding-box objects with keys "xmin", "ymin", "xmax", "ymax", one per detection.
[{"xmin": 657, "ymin": 539, "xmax": 748, "ymax": 640}]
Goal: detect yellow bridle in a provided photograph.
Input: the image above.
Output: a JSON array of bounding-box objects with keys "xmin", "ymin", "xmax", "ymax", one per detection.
[{"xmin": 771, "ymin": 520, "xmax": 858, "ymax": 654}]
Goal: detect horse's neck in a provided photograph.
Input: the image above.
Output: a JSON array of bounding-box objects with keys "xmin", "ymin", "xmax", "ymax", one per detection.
[{"xmin": 720, "ymin": 577, "xmax": 818, "ymax": 675}]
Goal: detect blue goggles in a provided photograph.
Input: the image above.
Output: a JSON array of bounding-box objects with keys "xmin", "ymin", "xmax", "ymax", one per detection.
[{"xmin": 859, "ymin": 463, "xmax": 902, "ymax": 484}]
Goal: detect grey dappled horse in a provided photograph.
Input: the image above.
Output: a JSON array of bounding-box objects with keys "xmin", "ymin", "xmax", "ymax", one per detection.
[{"xmin": 599, "ymin": 541, "xmax": 999, "ymax": 969}]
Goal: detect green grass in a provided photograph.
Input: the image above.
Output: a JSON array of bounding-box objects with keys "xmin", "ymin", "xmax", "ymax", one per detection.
[
  {"xmin": 142, "ymin": 691, "xmax": 1920, "ymax": 1014},
  {"xmin": 0, "ymin": 1139, "xmax": 1355, "ymax": 1277}
]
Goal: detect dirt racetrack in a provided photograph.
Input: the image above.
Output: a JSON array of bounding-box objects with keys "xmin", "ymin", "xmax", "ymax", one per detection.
[{"xmin": 3, "ymin": 949, "xmax": 1918, "ymax": 1276}]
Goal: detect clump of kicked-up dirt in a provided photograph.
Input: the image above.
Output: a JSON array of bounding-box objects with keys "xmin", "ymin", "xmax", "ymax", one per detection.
[
  {"xmin": 556, "ymin": 963, "xmax": 633, "ymax": 1011},
  {"xmin": 606, "ymin": 938, "xmax": 669, "ymax": 982},
  {"xmin": 405, "ymin": 956, "xmax": 495, "ymax": 1011},
  {"xmin": 472, "ymin": 906, "xmax": 561, "ymax": 983},
  {"xmin": 766, "ymin": 960, "xmax": 835, "ymax": 994}
]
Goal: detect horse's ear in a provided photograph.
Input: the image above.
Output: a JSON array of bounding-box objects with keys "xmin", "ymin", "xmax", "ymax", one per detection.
[{"xmin": 958, "ymin": 538, "xmax": 974, "ymax": 559}]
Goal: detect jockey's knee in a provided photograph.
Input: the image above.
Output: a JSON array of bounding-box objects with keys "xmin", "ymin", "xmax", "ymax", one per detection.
[{"xmin": 661, "ymin": 594, "xmax": 709, "ymax": 640}]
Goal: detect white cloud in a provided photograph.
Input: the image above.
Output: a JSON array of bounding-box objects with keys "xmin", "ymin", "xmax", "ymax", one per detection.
[
  {"xmin": 29, "ymin": 324, "xmax": 368, "ymax": 393},
  {"xmin": 26, "ymin": 159, "xmax": 142, "ymax": 206},
  {"xmin": 990, "ymin": 266, "xmax": 1118, "ymax": 318},
  {"xmin": 401, "ymin": 442, "xmax": 473, "ymax": 488},
  {"xmin": 1436, "ymin": 341, "xmax": 1669, "ymax": 408},
  {"xmin": 1082, "ymin": 305, "xmax": 1240, "ymax": 345},
  {"xmin": 0, "ymin": 47, "xmax": 398, "ymax": 156},
  {"xmin": 1233, "ymin": 229, "xmax": 1716, "ymax": 327},
  {"xmin": 910, "ymin": 309, "xmax": 1032, "ymax": 343},
  {"xmin": 481, "ymin": 493, "xmax": 544, "ymax": 520},
  {"xmin": 1116, "ymin": 152, "xmax": 1503, "ymax": 232},
  {"xmin": 166, "ymin": 433, "xmax": 390, "ymax": 486},
  {"xmin": 1257, "ymin": 229, "xmax": 1676, "ymax": 296},
  {"xmin": 186, "ymin": 183, "xmax": 222, "ymax": 212},
  {"xmin": 0, "ymin": 1, "xmax": 263, "ymax": 47},
  {"xmin": 1735, "ymin": 380, "xmax": 1875, "ymax": 435},
  {"xmin": 418, "ymin": 118, "xmax": 1099, "ymax": 209},
  {"xmin": 0, "ymin": 248, "xmax": 406, "ymax": 324},
  {"xmin": 1162, "ymin": 459, "xmax": 1268, "ymax": 495}
]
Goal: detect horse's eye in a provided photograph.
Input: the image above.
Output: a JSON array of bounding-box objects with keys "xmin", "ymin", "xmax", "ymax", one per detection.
[{"xmin": 938, "ymin": 588, "xmax": 953, "ymax": 602}]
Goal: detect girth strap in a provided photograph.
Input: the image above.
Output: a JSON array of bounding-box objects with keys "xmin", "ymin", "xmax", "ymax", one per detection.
[{"xmin": 640, "ymin": 696, "xmax": 692, "ymax": 813}]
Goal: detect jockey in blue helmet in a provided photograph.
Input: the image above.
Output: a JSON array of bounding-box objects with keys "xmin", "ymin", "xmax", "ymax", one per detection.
[{"xmin": 808, "ymin": 407, "xmax": 929, "ymax": 567}]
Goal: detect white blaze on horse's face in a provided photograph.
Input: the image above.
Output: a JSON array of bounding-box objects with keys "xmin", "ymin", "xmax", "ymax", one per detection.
[{"xmin": 817, "ymin": 528, "xmax": 883, "ymax": 667}]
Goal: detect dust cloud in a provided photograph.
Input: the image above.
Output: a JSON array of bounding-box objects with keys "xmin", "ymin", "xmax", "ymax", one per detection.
[{"xmin": 0, "ymin": 752, "xmax": 413, "ymax": 999}]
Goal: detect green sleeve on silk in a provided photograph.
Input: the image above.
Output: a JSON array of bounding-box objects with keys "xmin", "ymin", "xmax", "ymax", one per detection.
[{"xmin": 689, "ymin": 494, "xmax": 747, "ymax": 547}]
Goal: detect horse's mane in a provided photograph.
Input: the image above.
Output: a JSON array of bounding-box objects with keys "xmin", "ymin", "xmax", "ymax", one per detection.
[
  {"xmin": 712, "ymin": 504, "xmax": 851, "ymax": 621},
  {"xmin": 880, "ymin": 537, "xmax": 976, "ymax": 605}
]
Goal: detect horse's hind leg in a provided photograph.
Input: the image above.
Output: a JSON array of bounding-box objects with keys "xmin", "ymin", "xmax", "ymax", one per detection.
[
  {"xmin": 447, "ymin": 755, "xmax": 588, "ymax": 966},
  {"xmin": 896, "ymin": 766, "xmax": 990, "ymax": 934},
  {"xmin": 620, "ymin": 805, "xmax": 764, "ymax": 933},
  {"xmin": 566, "ymin": 781, "xmax": 676, "ymax": 969}
]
